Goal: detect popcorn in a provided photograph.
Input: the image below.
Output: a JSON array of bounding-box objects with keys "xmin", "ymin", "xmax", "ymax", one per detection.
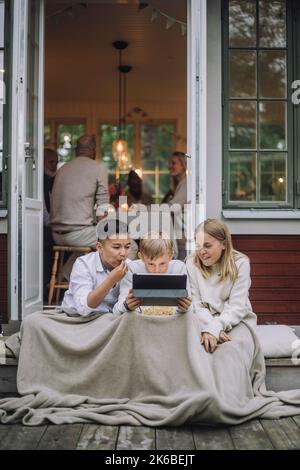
[{"xmin": 141, "ymin": 306, "xmax": 175, "ymax": 316}]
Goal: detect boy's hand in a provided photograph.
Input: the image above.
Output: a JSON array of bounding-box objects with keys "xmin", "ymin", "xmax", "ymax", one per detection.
[
  {"xmin": 176, "ymin": 296, "xmax": 192, "ymax": 313},
  {"xmin": 109, "ymin": 261, "xmax": 128, "ymax": 284},
  {"xmin": 201, "ymin": 332, "xmax": 218, "ymax": 353},
  {"xmin": 125, "ymin": 289, "xmax": 141, "ymax": 311},
  {"xmin": 219, "ymin": 330, "xmax": 231, "ymax": 343}
]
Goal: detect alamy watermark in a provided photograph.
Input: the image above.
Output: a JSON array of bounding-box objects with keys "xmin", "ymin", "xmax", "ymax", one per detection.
[
  {"xmin": 96, "ymin": 198, "xmax": 205, "ymax": 250},
  {"xmin": 292, "ymin": 80, "xmax": 300, "ymax": 105}
]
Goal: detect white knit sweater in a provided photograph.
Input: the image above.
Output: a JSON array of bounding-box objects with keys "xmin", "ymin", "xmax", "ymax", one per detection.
[{"xmin": 186, "ymin": 254, "xmax": 257, "ymax": 339}]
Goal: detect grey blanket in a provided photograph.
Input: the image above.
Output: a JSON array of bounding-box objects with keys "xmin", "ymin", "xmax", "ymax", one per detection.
[{"xmin": 1, "ymin": 310, "xmax": 300, "ymax": 426}]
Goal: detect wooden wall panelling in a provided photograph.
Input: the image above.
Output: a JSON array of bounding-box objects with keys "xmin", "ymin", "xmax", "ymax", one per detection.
[{"xmin": 232, "ymin": 235, "xmax": 300, "ymax": 325}]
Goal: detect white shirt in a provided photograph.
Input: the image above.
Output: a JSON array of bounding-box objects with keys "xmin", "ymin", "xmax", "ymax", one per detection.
[
  {"xmin": 62, "ymin": 251, "xmax": 127, "ymax": 317},
  {"xmin": 186, "ymin": 254, "xmax": 257, "ymax": 339},
  {"xmin": 113, "ymin": 259, "xmax": 191, "ymax": 316}
]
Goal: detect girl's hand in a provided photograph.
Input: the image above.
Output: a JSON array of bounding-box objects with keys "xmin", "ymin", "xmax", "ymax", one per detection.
[
  {"xmin": 176, "ymin": 296, "xmax": 192, "ymax": 313},
  {"xmin": 125, "ymin": 289, "xmax": 141, "ymax": 311},
  {"xmin": 219, "ymin": 330, "xmax": 231, "ymax": 343},
  {"xmin": 109, "ymin": 261, "xmax": 128, "ymax": 284},
  {"xmin": 201, "ymin": 332, "xmax": 218, "ymax": 353}
]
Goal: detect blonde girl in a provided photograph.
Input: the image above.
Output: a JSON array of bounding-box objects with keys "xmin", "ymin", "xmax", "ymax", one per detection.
[{"xmin": 186, "ymin": 218, "xmax": 256, "ymax": 353}]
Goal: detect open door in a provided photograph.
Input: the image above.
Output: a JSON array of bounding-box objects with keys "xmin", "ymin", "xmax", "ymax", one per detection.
[
  {"xmin": 10, "ymin": 0, "xmax": 44, "ymax": 320},
  {"xmin": 187, "ymin": 0, "xmax": 207, "ymax": 251}
]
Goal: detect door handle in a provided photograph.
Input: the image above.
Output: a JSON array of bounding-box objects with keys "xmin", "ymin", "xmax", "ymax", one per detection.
[
  {"xmin": 3, "ymin": 154, "xmax": 9, "ymax": 172},
  {"xmin": 24, "ymin": 142, "xmax": 36, "ymax": 169},
  {"xmin": 24, "ymin": 142, "xmax": 32, "ymax": 158}
]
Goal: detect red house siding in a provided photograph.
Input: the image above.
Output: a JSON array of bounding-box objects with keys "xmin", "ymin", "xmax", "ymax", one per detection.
[
  {"xmin": 232, "ymin": 235, "xmax": 300, "ymax": 325},
  {"xmin": 0, "ymin": 234, "xmax": 8, "ymax": 324}
]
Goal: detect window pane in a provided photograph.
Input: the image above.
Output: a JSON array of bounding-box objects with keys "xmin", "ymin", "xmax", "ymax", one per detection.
[
  {"xmin": 229, "ymin": 101, "xmax": 256, "ymax": 149},
  {"xmin": 259, "ymin": 0, "xmax": 286, "ymax": 48},
  {"xmin": 229, "ymin": 51, "xmax": 256, "ymax": 98},
  {"xmin": 44, "ymin": 123, "xmax": 51, "ymax": 146},
  {"xmin": 143, "ymin": 173, "xmax": 156, "ymax": 200},
  {"xmin": 0, "ymin": 1, "xmax": 4, "ymax": 48},
  {"xmin": 229, "ymin": 0, "xmax": 256, "ymax": 47},
  {"xmin": 158, "ymin": 173, "xmax": 171, "ymax": 203},
  {"xmin": 259, "ymin": 51, "xmax": 287, "ymax": 98},
  {"xmin": 229, "ymin": 152, "xmax": 256, "ymax": 202},
  {"xmin": 156, "ymin": 124, "xmax": 174, "ymax": 171},
  {"xmin": 101, "ymin": 124, "xmax": 118, "ymax": 172},
  {"xmin": 25, "ymin": 1, "xmax": 40, "ymax": 199},
  {"xmin": 141, "ymin": 125, "xmax": 157, "ymax": 171},
  {"xmin": 57, "ymin": 123, "xmax": 86, "ymax": 166},
  {"xmin": 108, "ymin": 173, "xmax": 128, "ymax": 188},
  {"xmin": 260, "ymin": 153, "xmax": 287, "ymax": 202},
  {"xmin": 100, "ymin": 123, "xmax": 134, "ymax": 172},
  {"xmin": 141, "ymin": 123, "xmax": 174, "ymax": 171},
  {"xmin": 260, "ymin": 101, "xmax": 286, "ymax": 150}
]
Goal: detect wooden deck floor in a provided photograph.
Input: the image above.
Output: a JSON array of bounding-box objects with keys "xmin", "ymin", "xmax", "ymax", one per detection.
[
  {"xmin": 1, "ymin": 326, "xmax": 300, "ymax": 451},
  {"xmin": 0, "ymin": 399, "xmax": 299, "ymax": 450}
]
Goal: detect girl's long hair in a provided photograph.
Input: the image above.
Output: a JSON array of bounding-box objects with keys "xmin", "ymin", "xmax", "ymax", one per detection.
[
  {"xmin": 194, "ymin": 219, "xmax": 246, "ymax": 283},
  {"xmin": 171, "ymin": 152, "xmax": 187, "ymax": 191}
]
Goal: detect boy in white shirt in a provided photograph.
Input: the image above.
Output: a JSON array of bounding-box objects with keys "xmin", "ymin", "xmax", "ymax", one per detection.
[
  {"xmin": 62, "ymin": 218, "xmax": 131, "ymax": 317},
  {"xmin": 113, "ymin": 232, "xmax": 192, "ymax": 315}
]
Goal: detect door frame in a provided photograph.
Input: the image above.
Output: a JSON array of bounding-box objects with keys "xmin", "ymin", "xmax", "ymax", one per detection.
[
  {"xmin": 187, "ymin": 0, "xmax": 207, "ymax": 252},
  {"xmin": 9, "ymin": 0, "xmax": 44, "ymax": 320},
  {"xmin": 7, "ymin": 0, "xmax": 206, "ymax": 319}
]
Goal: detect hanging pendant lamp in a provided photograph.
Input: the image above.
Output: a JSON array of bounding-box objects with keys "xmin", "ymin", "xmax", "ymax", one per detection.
[{"xmin": 112, "ymin": 41, "xmax": 132, "ymax": 172}]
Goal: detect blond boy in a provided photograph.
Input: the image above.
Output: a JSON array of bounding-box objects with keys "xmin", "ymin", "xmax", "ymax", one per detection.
[{"xmin": 113, "ymin": 232, "xmax": 192, "ymax": 315}]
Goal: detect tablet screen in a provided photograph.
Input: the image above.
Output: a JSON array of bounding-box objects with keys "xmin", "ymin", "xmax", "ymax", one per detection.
[{"xmin": 132, "ymin": 273, "xmax": 187, "ymax": 290}]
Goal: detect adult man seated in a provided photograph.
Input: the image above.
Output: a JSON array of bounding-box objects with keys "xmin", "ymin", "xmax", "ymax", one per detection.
[{"xmin": 50, "ymin": 134, "xmax": 109, "ymax": 248}]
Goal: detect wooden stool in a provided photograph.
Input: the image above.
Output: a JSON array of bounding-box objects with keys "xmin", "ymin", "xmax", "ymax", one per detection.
[{"xmin": 48, "ymin": 245, "xmax": 92, "ymax": 305}]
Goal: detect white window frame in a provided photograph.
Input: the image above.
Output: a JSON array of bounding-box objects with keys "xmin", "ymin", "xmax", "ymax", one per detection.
[{"xmin": 187, "ymin": 0, "xmax": 207, "ymax": 252}]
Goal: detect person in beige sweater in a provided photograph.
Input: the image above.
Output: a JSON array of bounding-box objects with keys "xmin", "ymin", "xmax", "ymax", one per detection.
[
  {"xmin": 186, "ymin": 218, "xmax": 257, "ymax": 353},
  {"xmin": 51, "ymin": 134, "xmax": 109, "ymax": 248}
]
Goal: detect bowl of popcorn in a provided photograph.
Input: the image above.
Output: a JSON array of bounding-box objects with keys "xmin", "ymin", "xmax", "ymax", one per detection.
[{"xmin": 140, "ymin": 306, "xmax": 176, "ymax": 316}]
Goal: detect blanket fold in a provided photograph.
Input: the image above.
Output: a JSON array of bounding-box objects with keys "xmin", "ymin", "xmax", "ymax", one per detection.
[{"xmin": 1, "ymin": 310, "xmax": 300, "ymax": 426}]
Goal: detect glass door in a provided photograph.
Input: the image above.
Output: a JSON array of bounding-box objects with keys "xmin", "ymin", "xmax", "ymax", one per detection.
[{"xmin": 10, "ymin": 0, "xmax": 44, "ymax": 319}]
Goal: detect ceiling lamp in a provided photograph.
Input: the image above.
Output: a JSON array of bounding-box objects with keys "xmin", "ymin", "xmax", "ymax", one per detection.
[{"xmin": 112, "ymin": 41, "xmax": 132, "ymax": 172}]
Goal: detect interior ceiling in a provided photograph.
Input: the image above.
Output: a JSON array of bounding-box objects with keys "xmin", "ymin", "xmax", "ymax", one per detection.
[{"xmin": 45, "ymin": 0, "xmax": 187, "ymax": 104}]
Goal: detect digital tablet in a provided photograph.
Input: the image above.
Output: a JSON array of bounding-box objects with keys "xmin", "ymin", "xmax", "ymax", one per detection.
[{"xmin": 132, "ymin": 273, "xmax": 188, "ymax": 306}]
